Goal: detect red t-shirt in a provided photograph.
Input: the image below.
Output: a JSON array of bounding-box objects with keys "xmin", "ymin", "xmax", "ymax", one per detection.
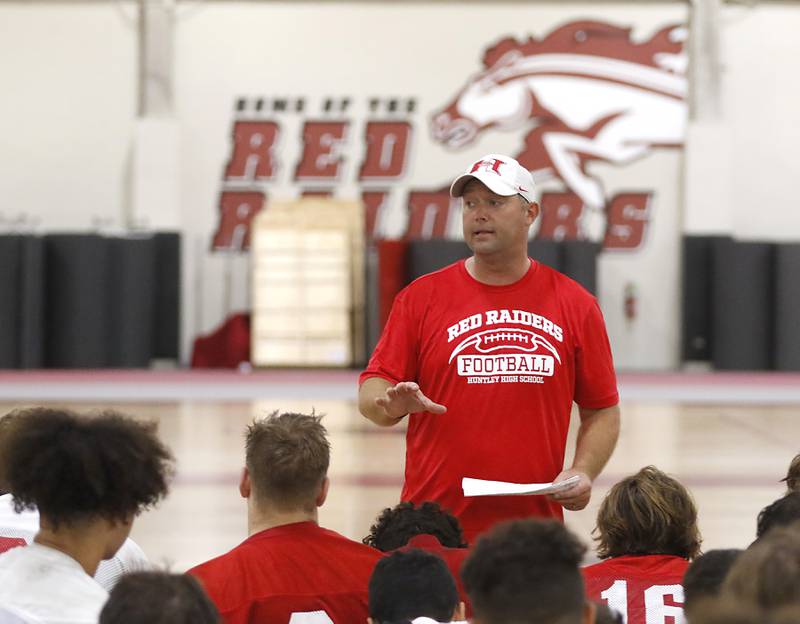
[
  {"xmin": 360, "ymin": 260, "xmax": 618, "ymax": 542},
  {"xmin": 399, "ymin": 534, "xmax": 472, "ymax": 618},
  {"xmin": 188, "ymin": 522, "xmax": 383, "ymax": 624},
  {"xmin": 583, "ymin": 555, "xmax": 689, "ymax": 624}
]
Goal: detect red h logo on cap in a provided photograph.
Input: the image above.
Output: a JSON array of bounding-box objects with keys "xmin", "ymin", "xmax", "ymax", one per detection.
[{"xmin": 470, "ymin": 158, "xmax": 505, "ymax": 175}]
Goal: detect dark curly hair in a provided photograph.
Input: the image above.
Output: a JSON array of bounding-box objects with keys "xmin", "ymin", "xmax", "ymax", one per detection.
[
  {"xmin": 594, "ymin": 465, "xmax": 701, "ymax": 559},
  {"xmin": 462, "ymin": 519, "xmax": 587, "ymax": 624},
  {"xmin": 363, "ymin": 501, "xmax": 467, "ymax": 551},
  {"xmin": 1, "ymin": 407, "xmax": 174, "ymax": 528}
]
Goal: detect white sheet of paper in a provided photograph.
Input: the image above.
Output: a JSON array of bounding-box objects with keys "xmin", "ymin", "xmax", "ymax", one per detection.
[{"xmin": 462, "ymin": 475, "xmax": 581, "ymax": 497}]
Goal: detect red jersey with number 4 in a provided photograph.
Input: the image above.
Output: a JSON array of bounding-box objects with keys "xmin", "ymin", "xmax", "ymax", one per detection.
[
  {"xmin": 360, "ymin": 260, "xmax": 618, "ymax": 543},
  {"xmin": 188, "ymin": 522, "xmax": 383, "ymax": 624},
  {"xmin": 583, "ymin": 555, "xmax": 689, "ymax": 624}
]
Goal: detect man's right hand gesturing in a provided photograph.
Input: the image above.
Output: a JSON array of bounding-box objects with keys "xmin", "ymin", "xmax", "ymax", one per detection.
[
  {"xmin": 359, "ymin": 378, "xmax": 447, "ymax": 426},
  {"xmin": 375, "ymin": 381, "xmax": 447, "ymax": 420}
]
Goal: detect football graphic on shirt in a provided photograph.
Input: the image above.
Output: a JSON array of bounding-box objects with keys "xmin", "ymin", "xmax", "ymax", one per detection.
[{"xmin": 449, "ymin": 328, "xmax": 562, "ymax": 365}]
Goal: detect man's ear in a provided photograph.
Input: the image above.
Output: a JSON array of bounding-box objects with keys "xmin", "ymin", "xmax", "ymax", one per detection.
[
  {"xmin": 527, "ymin": 201, "xmax": 540, "ymax": 224},
  {"xmin": 583, "ymin": 600, "xmax": 597, "ymax": 624},
  {"xmin": 239, "ymin": 467, "xmax": 251, "ymax": 499},
  {"xmin": 316, "ymin": 476, "xmax": 330, "ymax": 508},
  {"xmin": 367, "ymin": 618, "xmax": 374, "ymax": 624},
  {"xmin": 453, "ymin": 600, "xmax": 466, "ymax": 621}
]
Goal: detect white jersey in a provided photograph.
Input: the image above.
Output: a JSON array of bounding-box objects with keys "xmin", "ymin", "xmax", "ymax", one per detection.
[
  {"xmin": 0, "ymin": 543, "xmax": 108, "ymax": 624},
  {"xmin": 0, "ymin": 494, "xmax": 150, "ymax": 590}
]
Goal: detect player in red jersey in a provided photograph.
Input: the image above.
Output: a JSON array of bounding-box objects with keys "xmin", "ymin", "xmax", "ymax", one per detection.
[
  {"xmin": 188, "ymin": 411, "xmax": 383, "ymax": 624},
  {"xmin": 582, "ymin": 466, "xmax": 701, "ymax": 624},
  {"xmin": 364, "ymin": 501, "xmax": 472, "ymax": 617},
  {"xmin": 359, "ymin": 153, "xmax": 620, "ymax": 542}
]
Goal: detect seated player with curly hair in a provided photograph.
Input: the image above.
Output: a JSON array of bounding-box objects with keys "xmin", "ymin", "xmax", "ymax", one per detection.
[
  {"xmin": 364, "ymin": 501, "xmax": 468, "ymax": 552},
  {"xmin": 583, "ymin": 466, "xmax": 701, "ymax": 624},
  {"xmin": 0, "ymin": 411, "xmax": 152, "ymax": 591},
  {"xmin": 364, "ymin": 501, "xmax": 471, "ymax": 616},
  {"xmin": 462, "ymin": 519, "xmax": 595, "ymax": 624},
  {"xmin": 0, "ymin": 407, "xmax": 174, "ymax": 624}
]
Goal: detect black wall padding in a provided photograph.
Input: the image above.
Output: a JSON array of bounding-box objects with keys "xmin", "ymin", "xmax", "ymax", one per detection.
[
  {"xmin": 681, "ymin": 236, "xmax": 730, "ymax": 361},
  {"xmin": 405, "ymin": 240, "xmax": 599, "ymax": 287},
  {"xmin": 108, "ymin": 237, "xmax": 157, "ymax": 368},
  {"xmin": 712, "ymin": 241, "xmax": 774, "ymax": 370},
  {"xmin": 774, "ymin": 244, "xmax": 800, "ymax": 371},
  {"xmin": 407, "ymin": 240, "xmax": 471, "ymax": 282},
  {"xmin": 528, "ymin": 240, "xmax": 562, "ymax": 272},
  {"xmin": 45, "ymin": 235, "xmax": 112, "ymax": 368},
  {"xmin": 562, "ymin": 241, "xmax": 600, "ymax": 295},
  {"xmin": 0, "ymin": 236, "xmax": 21, "ymax": 368},
  {"xmin": 153, "ymin": 233, "xmax": 181, "ymax": 359},
  {"xmin": 19, "ymin": 237, "xmax": 45, "ymax": 368}
]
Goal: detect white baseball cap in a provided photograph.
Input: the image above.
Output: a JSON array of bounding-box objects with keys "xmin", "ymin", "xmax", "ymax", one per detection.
[{"xmin": 450, "ymin": 153, "xmax": 536, "ymax": 203}]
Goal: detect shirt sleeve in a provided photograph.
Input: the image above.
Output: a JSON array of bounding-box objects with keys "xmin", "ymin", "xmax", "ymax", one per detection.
[
  {"xmin": 573, "ymin": 299, "xmax": 619, "ymax": 409},
  {"xmin": 359, "ymin": 287, "xmax": 420, "ymax": 386},
  {"xmin": 94, "ymin": 537, "xmax": 152, "ymax": 591}
]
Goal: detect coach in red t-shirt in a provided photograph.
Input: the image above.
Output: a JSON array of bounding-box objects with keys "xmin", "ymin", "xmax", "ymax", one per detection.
[
  {"xmin": 189, "ymin": 412, "xmax": 383, "ymax": 624},
  {"xmin": 359, "ymin": 153, "xmax": 620, "ymax": 543}
]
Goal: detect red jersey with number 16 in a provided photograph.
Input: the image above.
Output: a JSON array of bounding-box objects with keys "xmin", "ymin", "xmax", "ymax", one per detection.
[
  {"xmin": 583, "ymin": 555, "xmax": 689, "ymax": 624},
  {"xmin": 188, "ymin": 521, "xmax": 383, "ymax": 624},
  {"xmin": 360, "ymin": 260, "xmax": 618, "ymax": 542}
]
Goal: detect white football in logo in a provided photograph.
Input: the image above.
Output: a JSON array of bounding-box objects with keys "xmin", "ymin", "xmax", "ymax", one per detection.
[{"xmin": 448, "ymin": 328, "xmax": 561, "ymax": 365}]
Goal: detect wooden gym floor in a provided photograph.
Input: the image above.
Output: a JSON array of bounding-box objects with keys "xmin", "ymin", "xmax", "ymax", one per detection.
[{"xmin": 1, "ymin": 370, "xmax": 799, "ymax": 571}]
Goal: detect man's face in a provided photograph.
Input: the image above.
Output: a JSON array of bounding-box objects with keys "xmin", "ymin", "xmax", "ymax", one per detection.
[{"xmin": 461, "ymin": 179, "xmax": 537, "ymax": 257}]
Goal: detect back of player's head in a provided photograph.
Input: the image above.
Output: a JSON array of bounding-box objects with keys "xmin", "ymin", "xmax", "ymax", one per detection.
[
  {"xmin": 1, "ymin": 407, "xmax": 174, "ymax": 528},
  {"xmin": 688, "ymin": 600, "xmax": 800, "ymax": 624},
  {"xmin": 369, "ymin": 549, "xmax": 459, "ymax": 623},
  {"xmin": 682, "ymin": 549, "xmax": 743, "ymax": 616},
  {"xmin": 756, "ymin": 492, "xmax": 800, "ymax": 539},
  {"xmin": 462, "ymin": 519, "xmax": 588, "ymax": 624},
  {"xmin": 363, "ymin": 501, "xmax": 468, "ymax": 551},
  {"xmin": 684, "ymin": 597, "xmax": 765, "ymax": 624},
  {"xmin": 594, "ymin": 465, "xmax": 701, "ymax": 559},
  {"xmin": 100, "ymin": 571, "xmax": 220, "ymax": 623},
  {"xmin": 722, "ymin": 521, "xmax": 800, "ymax": 610},
  {"xmin": 782, "ymin": 453, "xmax": 800, "ymax": 493},
  {"xmin": 245, "ymin": 411, "xmax": 330, "ymax": 512}
]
